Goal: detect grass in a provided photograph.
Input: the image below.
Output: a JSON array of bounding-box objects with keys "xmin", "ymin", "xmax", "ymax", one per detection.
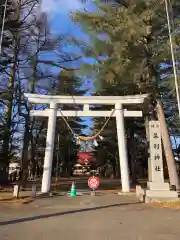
[{"xmin": 152, "ymin": 200, "xmax": 180, "ymax": 208}]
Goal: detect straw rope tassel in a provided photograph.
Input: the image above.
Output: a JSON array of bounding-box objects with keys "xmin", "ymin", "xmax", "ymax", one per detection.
[{"xmin": 58, "ymin": 108, "xmax": 115, "ymax": 141}]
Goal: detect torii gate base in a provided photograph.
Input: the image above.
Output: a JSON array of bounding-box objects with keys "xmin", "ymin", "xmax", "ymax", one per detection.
[{"xmin": 25, "ymin": 93, "xmax": 148, "ymax": 194}]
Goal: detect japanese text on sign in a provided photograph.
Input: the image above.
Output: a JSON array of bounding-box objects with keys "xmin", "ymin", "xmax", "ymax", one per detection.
[{"xmin": 149, "ymin": 121, "xmax": 164, "ymax": 182}]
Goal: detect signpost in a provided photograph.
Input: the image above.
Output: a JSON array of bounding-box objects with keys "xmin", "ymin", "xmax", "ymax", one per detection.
[
  {"xmin": 88, "ymin": 176, "xmax": 100, "ymax": 195},
  {"xmin": 149, "ymin": 120, "xmax": 164, "ymax": 183},
  {"xmin": 147, "ymin": 120, "xmax": 170, "ymax": 191},
  {"xmin": 145, "ymin": 120, "xmax": 179, "ymax": 201}
]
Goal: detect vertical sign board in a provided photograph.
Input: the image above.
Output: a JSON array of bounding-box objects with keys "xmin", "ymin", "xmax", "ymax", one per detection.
[{"xmin": 149, "ymin": 121, "xmax": 164, "ymax": 183}]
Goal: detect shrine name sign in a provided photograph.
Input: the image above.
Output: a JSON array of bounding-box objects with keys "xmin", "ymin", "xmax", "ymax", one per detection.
[
  {"xmin": 149, "ymin": 120, "xmax": 164, "ymax": 183},
  {"xmin": 146, "ymin": 120, "xmax": 178, "ymax": 200}
]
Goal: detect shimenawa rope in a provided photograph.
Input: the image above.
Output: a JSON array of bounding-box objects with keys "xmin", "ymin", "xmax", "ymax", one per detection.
[{"xmin": 57, "ymin": 108, "xmax": 115, "ymax": 141}]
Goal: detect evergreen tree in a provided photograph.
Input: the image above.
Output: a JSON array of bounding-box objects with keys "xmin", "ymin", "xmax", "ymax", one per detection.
[
  {"xmin": 75, "ymin": 0, "xmax": 179, "ymax": 93},
  {"xmin": 74, "ymin": 0, "xmax": 180, "ymax": 186}
]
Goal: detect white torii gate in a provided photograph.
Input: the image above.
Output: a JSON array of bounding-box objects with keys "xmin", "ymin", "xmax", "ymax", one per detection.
[{"xmin": 24, "ymin": 93, "xmax": 148, "ymax": 193}]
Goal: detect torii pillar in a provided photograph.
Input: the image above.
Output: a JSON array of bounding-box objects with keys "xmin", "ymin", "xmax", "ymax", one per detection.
[
  {"xmin": 41, "ymin": 103, "xmax": 57, "ymax": 193},
  {"xmin": 115, "ymin": 103, "xmax": 130, "ymax": 192}
]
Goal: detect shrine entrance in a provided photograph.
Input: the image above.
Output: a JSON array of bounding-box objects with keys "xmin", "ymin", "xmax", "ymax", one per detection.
[{"xmin": 24, "ymin": 93, "xmax": 148, "ymax": 193}]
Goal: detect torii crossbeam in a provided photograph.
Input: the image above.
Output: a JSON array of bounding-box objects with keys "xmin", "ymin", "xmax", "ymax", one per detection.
[{"xmin": 24, "ymin": 93, "xmax": 148, "ymax": 193}]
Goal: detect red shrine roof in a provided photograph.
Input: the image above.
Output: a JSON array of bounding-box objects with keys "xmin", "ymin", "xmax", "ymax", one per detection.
[{"xmin": 77, "ymin": 152, "xmax": 94, "ymax": 164}]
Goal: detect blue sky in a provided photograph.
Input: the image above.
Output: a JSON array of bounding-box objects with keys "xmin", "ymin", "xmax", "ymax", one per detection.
[
  {"xmin": 41, "ymin": 0, "xmax": 96, "ymax": 36},
  {"xmin": 41, "ymin": 0, "xmax": 87, "ymax": 35},
  {"xmin": 41, "ymin": 0, "xmax": 94, "ymax": 135},
  {"xmin": 41, "ymin": 0, "xmax": 91, "ymax": 84}
]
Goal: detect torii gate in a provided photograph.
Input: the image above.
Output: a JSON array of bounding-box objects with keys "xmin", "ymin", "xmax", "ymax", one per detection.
[{"xmin": 24, "ymin": 93, "xmax": 148, "ymax": 193}]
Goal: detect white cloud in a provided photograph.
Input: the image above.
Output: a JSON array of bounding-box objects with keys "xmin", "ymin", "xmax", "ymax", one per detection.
[{"xmin": 41, "ymin": 0, "xmax": 83, "ymax": 15}]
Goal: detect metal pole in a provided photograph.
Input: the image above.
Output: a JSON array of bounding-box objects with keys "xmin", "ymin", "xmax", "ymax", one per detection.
[
  {"xmin": 0, "ymin": 0, "xmax": 8, "ymax": 54},
  {"xmin": 164, "ymin": 0, "xmax": 180, "ymax": 117}
]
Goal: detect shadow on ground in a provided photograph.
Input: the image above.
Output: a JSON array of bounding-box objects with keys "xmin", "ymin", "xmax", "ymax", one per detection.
[{"xmin": 0, "ymin": 201, "xmax": 140, "ymax": 226}]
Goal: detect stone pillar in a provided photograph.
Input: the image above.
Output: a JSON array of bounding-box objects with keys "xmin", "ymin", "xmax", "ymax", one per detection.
[
  {"xmin": 115, "ymin": 103, "xmax": 130, "ymax": 192},
  {"xmin": 41, "ymin": 104, "xmax": 57, "ymax": 193},
  {"xmin": 147, "ymin": 120, "xmax": 167, "ymax": 190},
  {"xmin": 148, "ymin": 158, "xmax": 152, "ymax": 182},
  {"xmin": 145, "ymin": 118, "xmax": 152, "ymax": 181},
  {"xmin": 146, "ymin": 120, "xmax": 178, "ymax": 201}
]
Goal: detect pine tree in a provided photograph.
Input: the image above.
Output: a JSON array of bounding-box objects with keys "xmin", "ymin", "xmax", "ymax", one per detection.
[
  {"xmin": 75, "ymin": 0, "xmax": 179, "ymax": 91},
  {"xmin": 74, "ymin": 0, "xmax": 180, "ymax": 187}
]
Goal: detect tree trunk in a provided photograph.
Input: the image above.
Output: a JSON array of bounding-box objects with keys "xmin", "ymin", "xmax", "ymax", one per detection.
[
  {"xmin": 156, "ymin": 100, "xmax": 179, "ymax": 189},
  {"xmin": 30, "ymin": 138, "xmax": 37, "ymax": 178},
  {"xmin": 1, "ymin": 54, "xmax": 16, "ymax": 166},
  {"xmin": 2, "ymin": 0, "xmax": 21, "ymax": 166},
  {"xmin": 128, "ymin": 127, "xmax": 137, "ymax": 184},
  {"xmin": 20, "ymin": 117, "xmax": 30, "ymax": 189},
  {"xmin": 115, "ymin": 152, "xmax": 120, "ymax": 178}
]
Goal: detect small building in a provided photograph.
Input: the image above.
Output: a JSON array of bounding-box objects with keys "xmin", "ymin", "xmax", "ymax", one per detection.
[{"xmin": 77, "ymin": 152, "xmax": 94, "ymax": 165}]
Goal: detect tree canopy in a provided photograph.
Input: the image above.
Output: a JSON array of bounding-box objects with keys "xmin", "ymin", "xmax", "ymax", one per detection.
[{"xmin": 72, "ymin": 0, "xmax": 180, "ymax": 182}]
